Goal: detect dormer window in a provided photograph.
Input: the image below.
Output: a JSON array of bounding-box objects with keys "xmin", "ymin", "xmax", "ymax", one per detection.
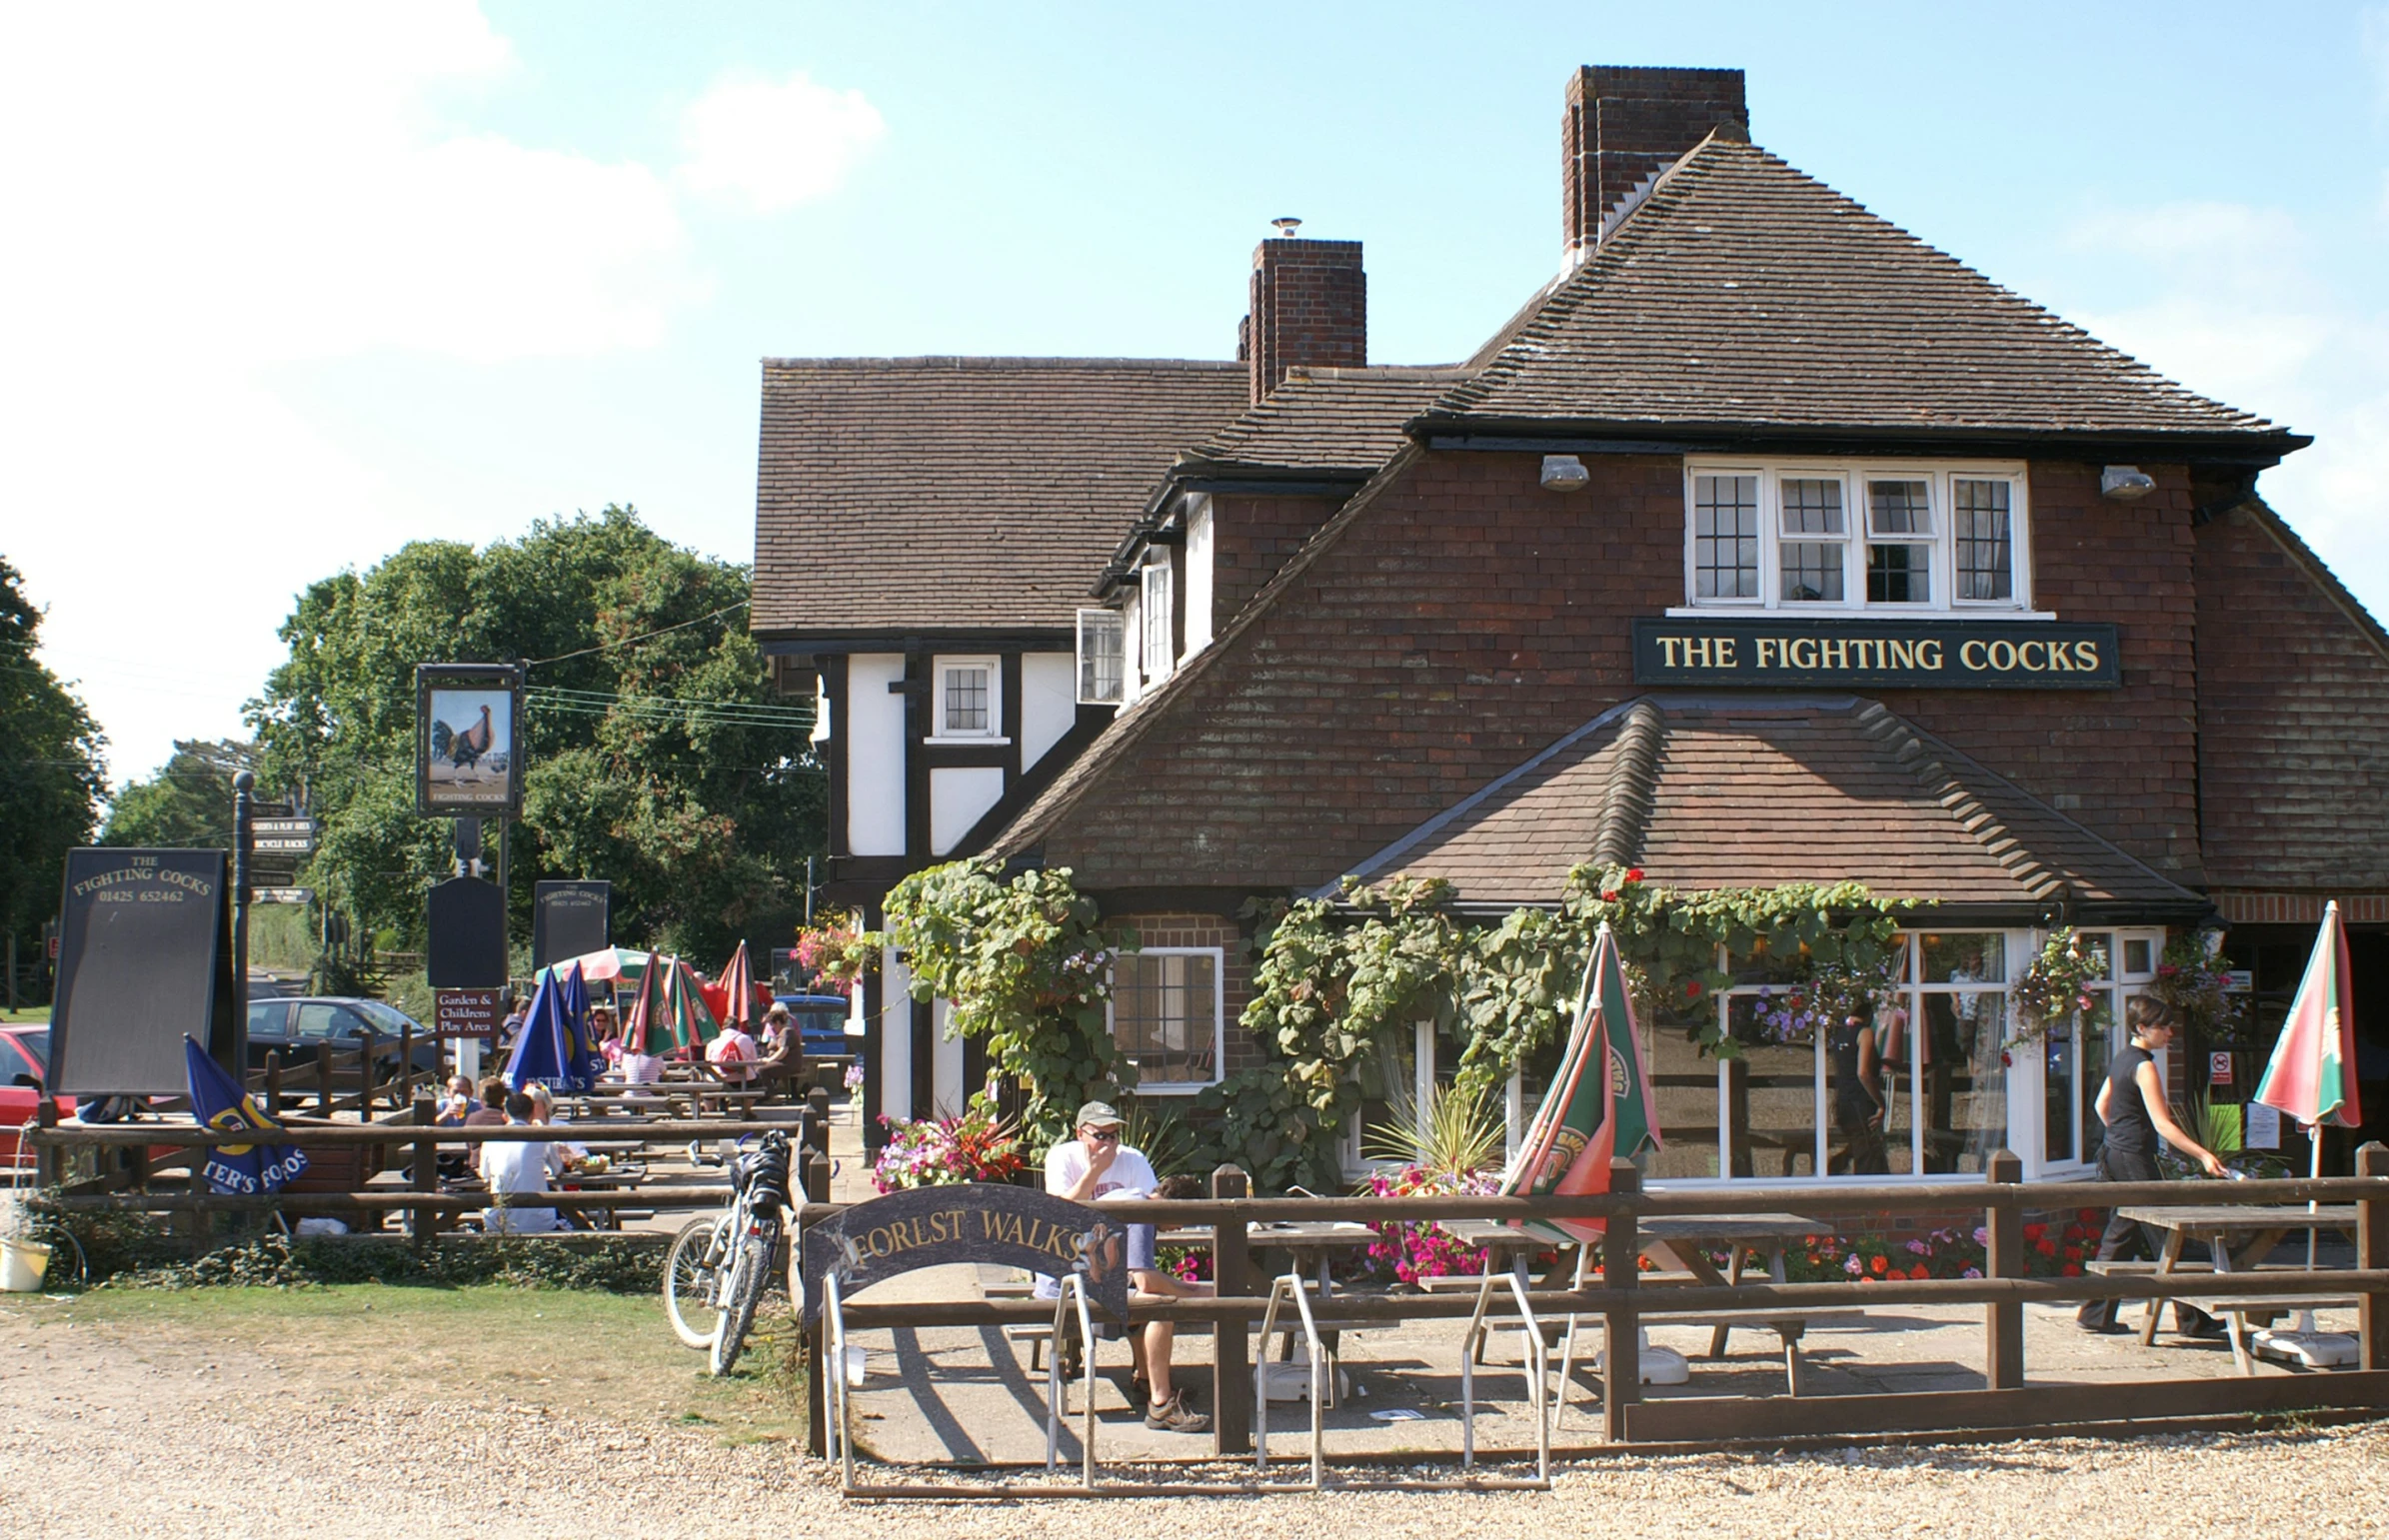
[
  {"xmin": 1141, "ymin": 557, "xmax": 1175, "ymax": 685},
  {"xmin": 1679, "ymin": 460, "xmax": 2035, "ymax": 617},
  {"xmin": 1077, "ymin": 608, "xmax": 1126, "ymax": 705}
]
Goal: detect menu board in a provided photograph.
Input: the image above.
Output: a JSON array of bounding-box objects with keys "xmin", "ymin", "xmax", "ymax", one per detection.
[{"xmin": 50, "ymin": 848, "xmax": 234, "ymax": 1094}]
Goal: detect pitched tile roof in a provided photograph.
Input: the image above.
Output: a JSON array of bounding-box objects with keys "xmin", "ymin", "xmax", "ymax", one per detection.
[
  {"xmin": 1426, "ymin": 134, "xmax": 2301, "ymax": 448},
  {"xmin": 752, "ymin": 357, "xmax": 1247, "ymax": 637},
  {"xmin": 1338, "ymin": 695, "xmax": 2204, "ymax": 913},
  {"xmin": 1186, "ymin": 367, "xmax": 1467, "ymax": 473}
]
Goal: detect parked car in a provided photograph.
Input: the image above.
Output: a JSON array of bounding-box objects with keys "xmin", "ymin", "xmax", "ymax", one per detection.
[
  {"xmin": 245, "ymin": 997, "xmax": 442, "ymax": 1087},
  {"xmin": 773, "ymin": 993, "xmax": 859, "ymax": 1063},
  {"xmin": 1, "ymin": 1025, "xmax": 74, "ymax": 1168}
]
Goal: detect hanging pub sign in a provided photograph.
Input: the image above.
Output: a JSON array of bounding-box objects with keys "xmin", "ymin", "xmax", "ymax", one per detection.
[
  {"xmin": 1632, "ymin": 618, "xmax": 2121, "ymax": 691},
  {"xmin": 50, "ymin": 848, "xmax": 237, "ymax": 1094},
  {"xmin": 416, "ymin": 662, "xmax": 525, "ymax": 816}
]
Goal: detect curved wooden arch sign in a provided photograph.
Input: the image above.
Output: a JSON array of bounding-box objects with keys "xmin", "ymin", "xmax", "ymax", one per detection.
[{"xmin": 799, "ymin": 1184, "xmax": 1131, "ymax": 1324}]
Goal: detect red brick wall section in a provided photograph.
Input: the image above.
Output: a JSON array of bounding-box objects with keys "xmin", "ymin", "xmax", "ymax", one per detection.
[
  {"xmin": 1210, "ymin": 491, "xmax": 1342, "ymax": 633},
  {"xmin": 1121, "ymin": 913, "xmax": 1265, "ymax": 1077},
  {"xmin": 1880, "ymin": 461, "xmax": 2204, "ymax": 880},
  {"xmin": 2195, "ymin": 503, "xmax": 2389, "ymax": 891},
  {"xmin": 2215, "ymin": 893, "xmax": 2389, "ymax": 924},
  {"xmin": 1246, "ymin": 240, "xmax": 1364, "ymax": 403},
  {"xmin": 1043, "ymin": 451, "xmax": 2220, "ymax": 892},
  {"xmin": 1564, "ymin": 66, "xmax": 1748, "ymax": 260}
]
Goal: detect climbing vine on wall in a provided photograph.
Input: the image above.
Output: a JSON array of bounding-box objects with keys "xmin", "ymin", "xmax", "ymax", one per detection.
[{"xmin": 811, "ymin": 859, "xmax": 1140, "ymax": 1151}]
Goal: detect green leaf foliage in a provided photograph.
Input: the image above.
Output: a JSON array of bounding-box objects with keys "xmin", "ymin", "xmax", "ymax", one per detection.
[
  {"xmin": 246, "ymin": 507, "xmax": 824, "ymax": 961},
  {"xmin": 99, "ymin": 740, "xmax": 256, "ymax": 848},
  {"xmin": 0, "ymin": 556, "xmax": 105, "ymax": 960}
]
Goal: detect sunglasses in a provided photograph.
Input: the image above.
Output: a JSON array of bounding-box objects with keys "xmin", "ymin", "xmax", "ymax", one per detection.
[{"xmin": 1084, "ymin": 1127, "xmax": 1121, "ymax": 1143}]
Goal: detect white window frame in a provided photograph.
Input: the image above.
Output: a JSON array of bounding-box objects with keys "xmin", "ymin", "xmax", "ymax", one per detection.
[
  {"xmin": 1075, "ymin": 607, "xmax": 1126, "ymax": 706},
  {"xmin": 925, "ymin": 655, "xmax": 1007, "ymax": 745},
  {"xmin": 1141, "ymin": 557, "xmax": 1175, "ymax": 687},
  {"xmin": 1674, "ymin": 458, "xmax": 2044, "ymax": 619},
  {"xmin": 1106, "ymin": 946, "xmax": 1224, "ymax": 1093},
  {"xmin": 1340, "ymin": 1020, "xmax": 1439, "ymax": 1176},
  {"xmin": 2011, "ymin": 926, "xmax": 2164, "ymax": 1179}
]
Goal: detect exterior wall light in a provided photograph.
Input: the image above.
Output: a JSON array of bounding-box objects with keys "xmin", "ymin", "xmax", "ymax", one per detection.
[
  {"xmin": 2100, "ymin": 465, "xmax": 2155, "ymax": 500},
  {"xmin": 1540, "ymin": 454, "xmax": 1590, "ymax": 492}
]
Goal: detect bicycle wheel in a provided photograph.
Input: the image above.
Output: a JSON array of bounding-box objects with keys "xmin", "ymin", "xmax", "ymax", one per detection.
[
  {"xmin": 709, "ymin": 1228, "xmax": 771, "ymax": 1376},
  {"xmin": 34, "ymin": 1225, "xmax": 87, "ymax": 1290},
  {"xmin": 664, "ymin": 1216, "xmax": 725, "ymax": 1350}
]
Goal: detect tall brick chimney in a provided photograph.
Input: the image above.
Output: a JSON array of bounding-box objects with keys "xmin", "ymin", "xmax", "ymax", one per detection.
[
  {"xmin": 1241, "ymin": 234, "xmax": 1364, "ymax": 404},
  {"xmin": 1563, "ymin": 65, "xmax": 1747, "ymax": 266}
]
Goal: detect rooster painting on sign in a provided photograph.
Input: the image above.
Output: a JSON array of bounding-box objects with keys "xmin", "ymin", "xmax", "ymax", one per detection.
[{"xmin": 424, "ymin": 688, "xmax": 513, "ymax": 806}]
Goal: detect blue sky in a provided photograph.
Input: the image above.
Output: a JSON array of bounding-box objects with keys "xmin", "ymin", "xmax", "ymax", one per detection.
[{"xmin": 6, "ymin": 2, "xmax": 2387, "ymax": 783}]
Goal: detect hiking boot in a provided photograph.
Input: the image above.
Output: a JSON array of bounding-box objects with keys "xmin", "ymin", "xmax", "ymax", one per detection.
[{"xmin": 1144, "ymin": 1391, "xmax": 1210, "ymax": 1433}]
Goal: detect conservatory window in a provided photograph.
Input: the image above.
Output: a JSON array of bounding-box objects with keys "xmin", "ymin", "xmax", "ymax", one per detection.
[{"xmin": 1108, "ymin": 948, "xmax": 1222, "ymax": 1091}]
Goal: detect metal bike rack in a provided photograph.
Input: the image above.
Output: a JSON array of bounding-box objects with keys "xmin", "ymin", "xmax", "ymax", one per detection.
[
  {"xmin": 1459, "ymin": 1263, "xmax": 1552, "ymax": 1485},
  {"xmin": 1252, "ymin": 1272, "xmax": 1328, "ymax": 1490}
]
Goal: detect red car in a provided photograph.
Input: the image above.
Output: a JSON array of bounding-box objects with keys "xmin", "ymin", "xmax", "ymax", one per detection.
[{"xmin": 1, "ymin": 1026, "xmax": 74, "ymax": 1173}]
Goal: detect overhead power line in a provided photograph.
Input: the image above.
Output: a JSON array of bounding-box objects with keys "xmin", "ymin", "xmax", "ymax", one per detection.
[{"xmin": 523, "ymin": 601, "xmax": 751, "ymax": 668}]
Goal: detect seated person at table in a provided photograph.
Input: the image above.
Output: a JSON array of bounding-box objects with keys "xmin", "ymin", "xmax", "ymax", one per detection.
[
  {"xmin": 750, "ymin": 1004, "xmax": 806, "ymax": 1099},
  {"xmin": 463, "ymin": 1076, "xmax": 510, "ymax": 1126},
  {"xmin": 475, "ymin": 1092, "xmax": 564, "ymax": 1234},
  {"xmin": 435, "ymin": 1075, "xmax": 478, "ymax": 1124},
  {"xmin": 1045, "ymin": 1101, "xmax": 1209, "ymax": 1434},
  {"xmin": 707, "ymin": 1018, "xmax": 759, "ymax": 1086},
  {"xmin": 591, "ymin": 1005, "xmax": 623, "ymax": 1068},
  {"xmin": 523, "ymin": 1082, "xmax": 589, "ymax": 1166}
]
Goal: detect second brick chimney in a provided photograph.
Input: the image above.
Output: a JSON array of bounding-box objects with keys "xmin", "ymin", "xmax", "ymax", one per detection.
[
  {"xmin": 1241, "ymin": 234, "xmax": 1365, "ymax": 404},
  {"xmin": 1563, "ymin": 65, "xmax": 1747, "ymax": 266}
]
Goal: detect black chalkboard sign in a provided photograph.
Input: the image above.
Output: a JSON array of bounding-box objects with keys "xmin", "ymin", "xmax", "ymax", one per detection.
[
  {"xmin": 426, "ymin": 875, "xmax": 508, "ymax": 988},
  {"xmin": 532, "ymin": 880, "xmax": 610, "ymax": 970},
  {"xmin": 51, "ymin": 848, "xmax": 235, "ymax": 1095},
  {"xmin": 800, "ymin": 1184, "xmax": 1132, "ymax": 1324}
]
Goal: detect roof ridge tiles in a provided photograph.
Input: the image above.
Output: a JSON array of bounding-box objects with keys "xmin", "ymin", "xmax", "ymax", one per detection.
[
  {"xmin": 760, "ymin": 355, "xmax": 1242, "ymax": 373},
  {"xmin": 1589, "ymin": 700, "xmax": 1667, "ymax": 869},
  {"xmin": 1851, "ymin": 701, "xmax": 2061, "ymax": 900}
]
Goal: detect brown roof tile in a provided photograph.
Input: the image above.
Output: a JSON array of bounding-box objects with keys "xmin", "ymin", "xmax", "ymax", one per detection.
[
  {"xmin": 752, "ymin": 357, "xmax": 1247, "ymax": 636},
  {"xmin": 1430, "ymin": 136, "xmax": 2298, "ymax": 446},
  {"xmin": 1189, "ymin": 367, "xmax": 1467, "ymax": 473},
  {"xmin": 1340, "ymin": 696, "xmax": 2202, "ymax": 911}
]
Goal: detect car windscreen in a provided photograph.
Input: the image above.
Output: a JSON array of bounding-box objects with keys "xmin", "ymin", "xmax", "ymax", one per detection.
[
  {"xmin": 796, "ymin": 1010, "xmax": 850, "ymax": 1037},
  {"xmin": 7, "ymin": 1030, "xmax": 49, "ymax": 1073},
  {"xmin": 353, "ymin": 1001, "xmax": 420, "ymax": 1035}
]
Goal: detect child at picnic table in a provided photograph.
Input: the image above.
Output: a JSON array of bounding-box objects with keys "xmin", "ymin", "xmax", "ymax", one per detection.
[{"xmin": 706, "ymin": 1016, "xmax": 759, "ymax": 1085}]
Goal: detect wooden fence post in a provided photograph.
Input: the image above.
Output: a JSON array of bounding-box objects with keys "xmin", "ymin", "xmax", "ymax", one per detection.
[
  {"xmin": 1602, "ymin": 1158, "xmax": 1642, "ymax": 1442},
  {"xmin": 397, "ymin": 1020, "xmax": 415, "ymax": 1110},
  {"xmin": 316, "ymin": 1042, "xmax": 333, "ymax": 1113},
  {"xmin": 355, "ymin": 1028, "xmax": 377, "ymax": 1115},
  {"xmin": 2360, "ymin": 1142, "xmax": 2388, "ymax": 1371},
  {"xmin": 1985, "ymin": 1149, "xmax": 2025, "ymax": 1389},
  {"xmin": 1210, "ymin": 1163, "xmax": 1251, "ymax": 1456},
  {"xmin": 266, "ymin": 1050, "xmax": 282, "ymax": 1119},
  {"xmin": 411, "ymin": 1097, "xmax": 437, "ymax": 1249},
  {"xmin": 34, "ymin": 1095, "xmax": 58, "ymax": 1189}
]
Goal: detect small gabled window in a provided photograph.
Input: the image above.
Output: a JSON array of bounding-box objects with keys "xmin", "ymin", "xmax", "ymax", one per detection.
[
  {"xmin": 1077, "ymin": 608, "xmax": 1125, "ymax": 705},
  {"xmin": 1141, "ymin": 559, "xmax": 1175, "ymax": 685},
  {"xmin": 931, "ymin": 656, "xmax": 1000, "ymax": 740}
]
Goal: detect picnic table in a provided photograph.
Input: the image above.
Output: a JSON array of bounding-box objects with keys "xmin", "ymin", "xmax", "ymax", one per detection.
[
  {"xmin": 2112, "ymin": 1202, "xmax": 2361, "ymax": 1374},
  {"xmin": 1438, "ymin": 1211, "xmax": 1842, "ymax": 1395}
]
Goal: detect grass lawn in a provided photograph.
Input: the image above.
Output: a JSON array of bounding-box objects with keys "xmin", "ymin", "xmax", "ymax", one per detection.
[
  {"xmin": 19, "ymin": 1284, "xmax": 807, "ymax": 1445},
  {"xmin": 0, "ymin": 1006, "xmax": 47, "ymax": 1024}
]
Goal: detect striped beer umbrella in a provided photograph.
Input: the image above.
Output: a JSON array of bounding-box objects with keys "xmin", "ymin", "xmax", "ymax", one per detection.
[
  {"xmin": 619, "ymin": 946, "xmax": 667, "ymax": 1055},
  {"xmin": 717, "ymin": 940, "xmax": 759, "ymax": 1029},
  {"xmin": 1499, "ymin": 921, "xmax": 1663, "ymax": 1244}
]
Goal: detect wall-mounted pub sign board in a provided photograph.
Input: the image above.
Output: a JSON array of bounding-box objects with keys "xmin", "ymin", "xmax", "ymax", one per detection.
[
  {"xmin": 1632, "ymin": 618, "xmax": 2121, "ymax": 691},
  {"xmin": 50, "ymin": 848, "xmax": 237, "ymax": 1093},
  {"xmin": 416, "ymin": 662, "xmax": 524, "ymax": 816}
]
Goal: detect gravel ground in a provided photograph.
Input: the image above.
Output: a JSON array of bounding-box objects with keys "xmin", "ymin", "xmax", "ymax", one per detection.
[{"xmin": 6, "ymin": 1298, "xmax": 2388, "ymax": 1538}]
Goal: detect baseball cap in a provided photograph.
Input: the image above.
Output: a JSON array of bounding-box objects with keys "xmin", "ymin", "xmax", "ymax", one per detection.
[{"xmin": 1075, "ymin": 1100, "xmax": 1124, "ymax": 1129}]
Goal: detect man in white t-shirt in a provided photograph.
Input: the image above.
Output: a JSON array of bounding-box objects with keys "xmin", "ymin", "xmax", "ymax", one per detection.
[
  {"xmin": 1045, "ymin": 1101, "xmax": 1207, "ymax": 1434},
  {"xmin": 476, "ymin": 1092, "xmax": 564, "ymax": 1233}
]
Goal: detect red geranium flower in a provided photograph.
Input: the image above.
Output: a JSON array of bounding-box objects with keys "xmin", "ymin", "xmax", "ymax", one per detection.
[
  {"xmin": 1910, "ymin": 1265, "xmax": 1930, "ymax": 1280},
  {"xmin": 2022, "ymin": 1223, "xmax": 2045, "ymax": 1241},
  {"xmin": 2061, "ymin": 1263, "xmax": 2082, "ymax": 1277},
  {"xmin": 1686, "ymin": 980, "xmax": 1704, "ymax": 997},
  {"xmin": 1625, "ymin": 867, "xmax": 1645, "ymax": 882},
  {"xmin": 1600, "ymin": 889, "xmax": 1619, "ymax": 901},
  {"xmin": 1870, "ymin": 1255, "xmax": 1888, "ymax": 1274},
  {"xmin": 2035, "ymin": 1238, "xmax": 2057, "ymax": 1257}
]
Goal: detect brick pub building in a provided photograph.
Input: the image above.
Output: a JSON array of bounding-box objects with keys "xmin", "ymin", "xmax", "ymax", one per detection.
[{"xmin": 753, "ymin": 66, "xmax": 2389, "ymax": 1185}]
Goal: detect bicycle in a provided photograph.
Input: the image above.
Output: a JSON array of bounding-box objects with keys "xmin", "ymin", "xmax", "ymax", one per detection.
[
  {"xmin": 662, "ymin": 1130, "xmax": 793, "ymax": 1375},
  {"xmin": 1, "ymin": 1197, "xmax": 90, "ymax": 1292}
]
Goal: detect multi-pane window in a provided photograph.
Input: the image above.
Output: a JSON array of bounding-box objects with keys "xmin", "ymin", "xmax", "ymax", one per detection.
[
  {"xmin": 1693, "ymin": 474, "xmax": 1760, "ymax": 600},
  {"xmin": 1076, "ymin": 608, "xmax": 1125, "ymax": 705},
  {"xmin": 1865, "ymin": 480, "xmax": 1934, "ymax": 604},
  {"xmin": 933, "ymin": 657, "xmax": 999, "ymax": 739},
  {"xmin": 1954, "ymin": 479, "xmax": 2015, "ymax": 601},
  {"xmin": 1778, "ymin": 477, "xmax": 1846, "ymax": 602},
  {"xmin": 1141, "ymin": 560, "xmax": 1175, "ymax": 685},
  {"xmin": 1109, "ymin": 948, "xmax": 1222, "ymax": 1089},
  {"xmin": 1683, "ymin": 463, "xmax": 2027, "ymax": 614}
]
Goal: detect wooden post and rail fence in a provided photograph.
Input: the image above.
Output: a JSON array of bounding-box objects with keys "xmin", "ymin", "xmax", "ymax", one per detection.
[{"xmin": 23, "ymin": 1117, "xmax": 2389, "ymax": 1456}]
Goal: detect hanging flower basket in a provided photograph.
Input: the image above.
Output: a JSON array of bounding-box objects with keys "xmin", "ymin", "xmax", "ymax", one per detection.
[{"xmin": 2009, "ymin": 927, "xmax": 2108, "ymax": 1046}]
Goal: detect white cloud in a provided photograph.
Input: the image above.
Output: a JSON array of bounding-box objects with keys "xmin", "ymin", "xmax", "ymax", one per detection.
[
  {"xmin": 676, "ymin": 71, "xmax": 885, "ymax": 214},
  {"xmin": 0, "ymin": 3, "xmax": 712, "ymax": 781},
  {"xmin": 2059, "ymin": 199, "xmax": 2389, "ymax": 621}
]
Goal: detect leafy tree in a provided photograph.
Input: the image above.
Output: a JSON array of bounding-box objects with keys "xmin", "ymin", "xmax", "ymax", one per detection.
[
  {"xmin": 99, "ymin": 739, "xmax": 257, "ymax": 847},
  {"xmin": 249, "ymin": 507, "xmax": 824, "ymax": 963},
  {"xmin": 0, "ymin": 557, "xmax": 106, "ymax": 969}
]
